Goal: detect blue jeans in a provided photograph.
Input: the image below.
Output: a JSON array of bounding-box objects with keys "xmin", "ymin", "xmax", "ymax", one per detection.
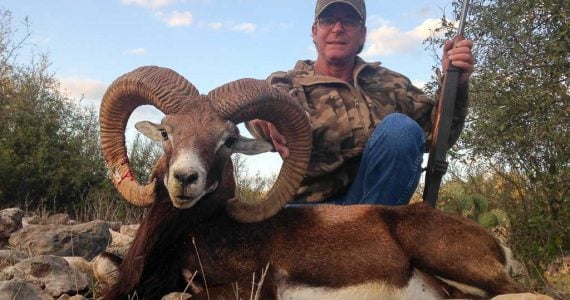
[{"xmin": 330, "ymin": 113, "xmax": 425, "ymax": 206}]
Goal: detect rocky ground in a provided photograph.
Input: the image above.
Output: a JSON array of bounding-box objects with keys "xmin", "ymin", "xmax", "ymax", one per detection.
[
  {"xmin": 0, "ymin": 207, "xmax": 135, "ymax": 299},
  {"xmin": 0, "ymin": 207, "xmax": 567, "ymax": 299}
]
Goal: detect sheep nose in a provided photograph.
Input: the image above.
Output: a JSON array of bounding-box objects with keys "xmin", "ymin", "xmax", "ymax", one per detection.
[{"xmin": 174, "ymin": 171, "xmax": 199, "ymax": 186}]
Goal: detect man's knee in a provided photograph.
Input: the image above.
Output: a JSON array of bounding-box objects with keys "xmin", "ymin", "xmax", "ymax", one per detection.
[{"xmin": 371, "ymin": 113, "xmax": 424, "ymax": 151}]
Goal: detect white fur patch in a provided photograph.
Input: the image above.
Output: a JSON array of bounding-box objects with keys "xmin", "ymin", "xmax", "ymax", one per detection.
[
  {"xmin": 277, "ymin": 272, "xmax": 441, "ymax": 300},
  {"xmin": 168, "ymin": 149, "xmax": 207, "ymax": 206},
  {"xmin": 171, "ymin": 149, "xmax": 204, "ymax": 171}
]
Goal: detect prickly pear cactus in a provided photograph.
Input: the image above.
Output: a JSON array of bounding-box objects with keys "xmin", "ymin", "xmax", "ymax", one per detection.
[
  {"xmin": 478, "ymin": 211, "xmax": 499, "ymax": 228},
  {"xmin": 489, "ymin": 208, "xmax": 510, "ymax": 225},
  {"xmin": 459, "ymin": 195, "xmax": 475, "ymax": 218},
  {"xmin": 440, "ymin": 192, "xmax": 510, "ymax": 228},
  {"xmin": 472, "ymin": 194, "xmax": 489, "ymax": 215}
]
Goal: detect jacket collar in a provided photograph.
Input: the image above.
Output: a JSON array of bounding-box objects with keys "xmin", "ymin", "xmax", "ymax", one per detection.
[{"xmin": 293, "ymin": 57, "xmax": 381, "ymax": 86}]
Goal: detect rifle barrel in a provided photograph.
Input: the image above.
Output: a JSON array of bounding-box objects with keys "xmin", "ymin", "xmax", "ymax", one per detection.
[{"xmin": 457, "ymin": 0, "xmax": 470, "ymax": 36}]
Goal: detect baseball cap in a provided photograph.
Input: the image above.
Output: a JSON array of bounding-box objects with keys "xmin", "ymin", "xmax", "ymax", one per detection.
[{"xmin": 315, "ymin": 0, "xmax": 366, "ymax": 20}]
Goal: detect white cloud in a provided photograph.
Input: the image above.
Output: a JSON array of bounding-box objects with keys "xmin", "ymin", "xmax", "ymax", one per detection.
[
  {"xmin": 410, "ymin": 18, "xmax": 443, "ymax": 40},
  {"xmin": 403, "ymin": 6, "xmax": 434, "ymax": 19},
  {"xmin": 155, "ymin": 10, "xmax": 194, "ymax": 27},
  {"xmin": 59, "ymin": 75, "xmax": 164, "ymax": 146},
  {"xmin": 59, "ymin": 77, "xmax": 108, "ymax": 107},
  {"xmin": 199, "ymin": 21, "xmax": 257, "ymax": 34},
  {"xmin": 230, "ymin": 22, "xmax": 256, "ymax": 34},
  {"xmin": 122, "ymin": 0, "xmax": 195, "ymax": 27},
  {"xmin": 366, "ymin": 15, "xmax": 392, "ymax": 28},
  {"xmin": 58, "ymin": 76, "xmax": 166, "ymax": 145},
  {"xmin": 123, "ymin": 48, "xmax": 147, "ymax": 55},
  {"xmin": 121, "ymin": 0, "xmax": 184, "ymax": 10},
  {"xmin": 207, "ymin": 22, "xmax": 223, "ymax": 30},
  {"xmin": 411, "ymin": 80, "xmax": 426, "ymax": 90},
  {"xmin": 362, "ymin": 18, "xmax": 442, "ymax": 58}
]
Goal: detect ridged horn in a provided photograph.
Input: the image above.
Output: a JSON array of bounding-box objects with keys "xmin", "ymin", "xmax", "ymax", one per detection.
[
  {"xmin": 208, "ymin": 79, "xmax": 312, "ymax": 223},
  {"xmin": 100, "ymin": 66, "xmax": 200, "ymax": 206}
]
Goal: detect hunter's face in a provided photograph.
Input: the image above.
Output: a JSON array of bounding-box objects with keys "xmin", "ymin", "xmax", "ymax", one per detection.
[{"xmin": 312, "ymin": 3, "xmax": 366, "ymax": 65}]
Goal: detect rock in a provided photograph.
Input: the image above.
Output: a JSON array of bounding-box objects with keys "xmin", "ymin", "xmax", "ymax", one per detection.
[
  {"xmin": 46, "ymin": 213, "xmax": 71, "ymax": 225},
  {"xmin": 491, "ymin": 293, "xmax": 554, "ymax": 300},
  {"xmin": 0, "ymin": 280, "xmax": 52, "ymax": 300},
  {"xmin": 105, "ymin": 245, "xmax": 130, "ymax": 259},
  {"xmin": 22, "ymin": 215, "xmax": 41, "ymax": 227},
  {"xmin": 0, "ymin": 208, "xmax": 24, "ymax": 239},
  {"xmin": 108, "ymin": 221, "xmax": 122, "ymax": 232},
  {"xmin": 120, "ymin": 224, "xmax": 139, "ymax": 237},
  {"xmin": 9, "ymin": 220, "xmax": 111, "ymax": 260},
  {"xmin": 104, "ymin": 229, "xmax": 134, "ymax": 259},
  {"xmin": 162, "ymin": 292, "xmax": 192, "ymax": 300},
  {"xmin": 110, "ymin": 229, "xmax": 134, "ymax": 248},
  {"xmin": 57, "ymin": 294, "xmax": 88, "ymax": 300},
  {"xmin": 0, "ymin": 255, "xmax": 89, "ymax": 297},
  {"xmin": 0, "ymin": 249, "xmax": 28, "ymax": 272},
  {"xmin": 63, "ymin": 256, "xmax": 93, "ymax": 279}
]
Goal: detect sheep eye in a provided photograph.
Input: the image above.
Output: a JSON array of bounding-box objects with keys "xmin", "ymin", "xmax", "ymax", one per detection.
[
  {"xmin": 224, "ymin": 136, "xmax": 237, "ymax": 148},
  {"xmin": 160, "ymin": 130, "xmax": 168, "ymax": 140}
]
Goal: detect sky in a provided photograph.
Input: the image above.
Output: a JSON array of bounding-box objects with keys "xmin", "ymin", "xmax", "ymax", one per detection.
[{"xmin": 2, "ymin": 0, "xmax": 457, "ymax": 178}]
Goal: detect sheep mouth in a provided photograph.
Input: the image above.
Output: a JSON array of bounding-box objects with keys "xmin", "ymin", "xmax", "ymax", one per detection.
[
  {"xmin": 173, "ymin": 196, "xmax": 200, "ymax": 209},
  {"xmin": 172, "ymin": 182, "xmax": 219, "ymax": 209}
]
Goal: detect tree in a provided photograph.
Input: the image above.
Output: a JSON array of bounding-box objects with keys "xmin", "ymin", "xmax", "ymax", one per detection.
[
  {"xmin": 425, "ymin": 0, "xmax": 569, "ymax": 281},
  {"xmin": 232, "ymin": 153, "xmax": 276, "ymax": 203},
  {"xmin": 0, "ymin": 9, "xmax": 108, "ymax": 209},
  {"xmin": 0, "ymin": 9, "xmax": 179, "ymax": 222}
]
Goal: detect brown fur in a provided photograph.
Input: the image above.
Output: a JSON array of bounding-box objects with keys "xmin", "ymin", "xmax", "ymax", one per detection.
[{"xmin": 104, "ymin": 199, "xmax": 525, "ymax": 299}]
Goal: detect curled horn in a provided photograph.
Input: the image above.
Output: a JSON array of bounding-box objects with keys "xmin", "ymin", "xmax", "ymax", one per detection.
[
  {"xmin": 100, "ymin": 66, "xmax": 200, "ymax": 206},
  {"xmin": 209, "ymin": 79, "xmax": 312, "ymax": 223}
]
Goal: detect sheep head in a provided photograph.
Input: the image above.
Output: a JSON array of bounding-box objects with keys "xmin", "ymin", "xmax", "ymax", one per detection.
[
  {"xmin": 134, "ymin": 101, "xmax": 272, "ymax": 209},
  {"xmin": 99, "ymin": 66, "xmax": 311, "ymax": 222}
]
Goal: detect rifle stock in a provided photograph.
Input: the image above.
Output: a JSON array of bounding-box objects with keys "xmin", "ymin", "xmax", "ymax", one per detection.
[
  {"xmin": 423, "ymin": 66, "xmax": 462, "ymax": 207},
  {"xmin": 423, "ymin": 0, "xmax": 470, "ymax": 207}
]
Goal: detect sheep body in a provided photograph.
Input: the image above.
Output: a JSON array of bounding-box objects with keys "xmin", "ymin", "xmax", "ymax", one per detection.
[
  {"xmin": 97, "ymin": 66, "xmax": 524, "ymax": 299},
  {"xmin": 103, "ymin": 197, "xmax": 523, "ymax": 299}
]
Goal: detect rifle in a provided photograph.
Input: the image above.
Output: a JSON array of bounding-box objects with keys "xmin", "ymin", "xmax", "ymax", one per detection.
[{"xmin": 423, "ymin": 0, "xmax": 471, "ymax": 207}]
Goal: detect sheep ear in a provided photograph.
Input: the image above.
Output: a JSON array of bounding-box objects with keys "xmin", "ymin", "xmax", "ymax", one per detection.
[
  {"xmin": 233, "ymin": 136, "xmax": 275, "ymax": 155},
  {"xmin": 135, "ymin": 121, "xmax": 165, "ymax": 141}
]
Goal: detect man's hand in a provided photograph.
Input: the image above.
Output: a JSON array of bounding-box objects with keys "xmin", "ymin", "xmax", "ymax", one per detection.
[
  {"xmin": 248, "ymin": 119, "xmax": 289, "ymax": 158},
  {"xmin": 443, "ymin": 36, "xmax": 474, "ymax": 85}
]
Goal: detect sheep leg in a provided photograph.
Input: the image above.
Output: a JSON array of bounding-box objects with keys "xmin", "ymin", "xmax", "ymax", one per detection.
[
  {"xmin": 411, "ymin": 233, "xmax": 526, "ymax": 296},
  {"xmin": 386, "ymin": 203, "xmax": 526, "ymax": 296}
]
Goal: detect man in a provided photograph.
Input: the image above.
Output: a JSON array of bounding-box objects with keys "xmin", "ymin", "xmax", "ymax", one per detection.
[{"xmin": 248, "ymin": 0, "xmax": 474, "ymax": 205}]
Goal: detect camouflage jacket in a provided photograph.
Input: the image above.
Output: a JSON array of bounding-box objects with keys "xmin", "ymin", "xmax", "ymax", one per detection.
[{"xmin": 247, "ymin": 57, "xmax": 469, "ymax": 203}]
